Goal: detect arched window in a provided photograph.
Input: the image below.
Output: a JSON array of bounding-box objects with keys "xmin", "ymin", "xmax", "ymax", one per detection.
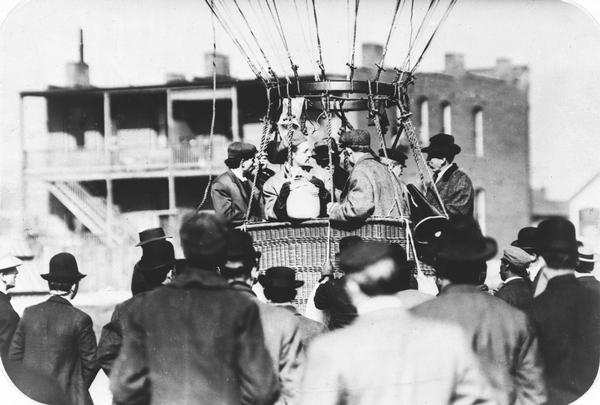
[
  {"xmin": 473, "ymin": 107, "xmax": 484, "ymax": 157},
  {"xmin": 475, "ymin": 188, "xmax": 486, "ymax": 234},
  {"xmin": 441, "ymin": 102, "xmax": 452, "ymax": 133},
  {"xmin": 418, "ymin": 98, "xmax": 430, "ymax": 145}
]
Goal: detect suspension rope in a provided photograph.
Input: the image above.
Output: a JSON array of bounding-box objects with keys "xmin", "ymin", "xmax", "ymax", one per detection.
[
  {"xmin": 196, "ymin": 2, "xmax": 218, "ymax": 211},
  {"xmin": 374, "ymin": 0, "xmax": 407, "ymax": 81},
  {"xmin": 293, "ymin": 0, "xmax": 320, "ymax": 80},
  {"xmin": 264, "ymin": 0, "xmax": 298, "ymax": 81},
  {"xmin": 310, "ymin": 0, "xmax": 326, "ymax": 80},
  {"xmin": 303, "ymin": 0, "xmax": 319, "ymax": 80},
  {"xmin": 398, "ymin": 0, "xmax": 438, "ymax": 72},
  {"xmin": 347, "ymin": 0, "xmax": 360, "ymax": 81}
]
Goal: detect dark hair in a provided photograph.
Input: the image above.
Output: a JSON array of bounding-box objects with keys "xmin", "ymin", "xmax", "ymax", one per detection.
[
  {"xmin": 263, "ymin": 287, "xmax": 297, "ymax": 303},
  {"xmin": 220, "ymin": 259, "xmax": 255, "ymax": 279},
  {"xmin": 542, "ymin": 251, "xmax": 577, "ymax": 269},
  {"xmin": 225, "ymin": 157, "xmax": 242, "ymax": 169},
  {"xmin": 48, "ymin": 281, "xmax": 73, "ymax": 292},
  {"xmin": 436, "ymin": 259, "xmax": 487, "ymax": 285},
  {"xmin": 354, "ymin": 247, "xmax": 409, "ymax": 296}
]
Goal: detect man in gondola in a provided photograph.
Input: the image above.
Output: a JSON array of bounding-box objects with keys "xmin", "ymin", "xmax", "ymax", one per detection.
[
  {"xmin": 327, "ymin": 129, "xmax": 408, "ymax": 222},
  {"xmin": 422, "ymin": 133, "xmax": 474, "ymax": 218}
]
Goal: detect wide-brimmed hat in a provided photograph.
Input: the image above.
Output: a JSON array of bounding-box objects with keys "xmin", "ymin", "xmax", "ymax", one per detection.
[
  {"xmin": 339, "ymin": 129, "xmax": 371, "ymax": 148},
  {"xmin": 379, "ymin": 148, "xmax": 408, "ymax": 165},
  {"xmin": 421, "ymin": 133, "xmax": 461, "ymax": 158},
  {"xmin": 576, "ymin": 245, "xmax": 599, "ymax": 272},
  {"xmin": 225, "ymin": 230, "xmax": 261, "ymax": 262},
  {"xmin": 433, "ymin": 215, "xmax": 497, "ymax": 262},
  {"xmin": 510, "ymin": 226, "xmax": 538, "ymax": 254},
  {"xmin": 136, "ymin": 227, "xmax": 171, "ymax": 247},
  {"xmin": 258, "ymin": 267, "xmax": 304, "ymax": 289},
  {"xmin": 537, "ymin": 218, "xmax": 578, "ymax": 257},
  {"xmin": 139, "ymin": 240, "xmax": 176, "ymax": 272},
  {"xmin": 41, "ymin": 252, "xmax": 86, "ymax": 282},
  {"xmin": 227, "ymin": 142, "xmax": 257, "ymax": 160},
  {"xmin": 0, "ymin": 256, "xmax": 22, "ymax": 273}
]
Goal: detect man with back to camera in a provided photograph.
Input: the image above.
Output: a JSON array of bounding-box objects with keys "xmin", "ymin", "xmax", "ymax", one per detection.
[
  {"xmin": 495, "ymin": 245, "xmax": 535, "ymax": 310},
  {"xmin": 0, "ymin": 256, "xmax": 21, "ymax": 361},
  {"xmin": 422, "ymin": 133, "xmax": 474, "ymax": 218}
]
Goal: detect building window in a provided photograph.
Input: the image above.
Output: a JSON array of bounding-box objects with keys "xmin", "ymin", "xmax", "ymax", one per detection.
[
  {"xmin": 475, "ymin": 188, "xmax": 486, "ymax": 234},
  {"xmin": 441, "ymin": 102, "xmax": 452, "ymax": 133},
  {"xmin": 418, "ymin": 99, "xmax": 430, "ymax": 145},
  {"xmin": 473, "ymin": 108, "xmax": 484, "ymax": 157}
]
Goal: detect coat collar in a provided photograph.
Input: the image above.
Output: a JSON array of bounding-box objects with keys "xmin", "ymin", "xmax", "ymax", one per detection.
[
  {"xmin": 0, "ymin": 291, "xmax": 11, "ymax": 303},
  {"xmin": 48, "ymin": 295, "xmax": 72, "ymax": 306},
  {"xmin": 438, "ymin": 284, "xmax": 482, "ymax": 295},
  {"xmin": 272, "ymin": 303, "xmax": 299, "ymax": 315},
  {"xmin": 354, "ymin": 153, "xmax": 377, "ymax": 167},
  {"xmin": 439, "ymin": 163, "xmax": 459, "ymax": 182},
  {"xmin": 229, "ymin": 280, "xmax": 257, "ymax": 297},
  {"xmin": 170, "ymin": 268, "xmax": 231, "ymax": 290},
  {"xmin": 546, "ymin": 273, "xmax": 576, "ymax": 288},
  {"xmin": 226, "ymin": 169, "xmax": 250, "ymax": 200}
]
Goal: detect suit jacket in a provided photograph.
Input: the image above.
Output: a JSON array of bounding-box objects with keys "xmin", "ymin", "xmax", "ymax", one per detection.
[
  {"xmin": 313, "ymin": 277, "xmax": 358, "ymax": 330},
  {"xmin": 0, "ymin": 291, "xmax": 19, "ymax": 360},
  {"xmin": 231, "ymin": 281, "xmax": 304, "ymax": 405},
  {"xmin": 299, "ymin": 306, "xmax": 495, "ymax": 405},
  {"xmin": 412, "ymin": 284, "xmax": 546, "ymax": 405},
  {"xmin": 8, "ymin": 295, "xmax": 98, "ymax": 405},
  {"xmin": 274, "ymin": 304, "xmax": 327, "ymax": 347},
  {"xmin": 425, "ymin": 163, "xmax": 474, "ymax": 218},
  {"xmin": 329, "ymin": 154, "xmax": 409, "ymax": 222},
  {"xmin": 577, "ymin": 274, "xmax": 600, "ymax": 296},
  {"xmin": 528, "ymin": 274, "xmax": 600, "ymax": 405},
  {"xmin": 211, "ymin": 169, "xmax": 262, "ymax": 223},
  {"xmin": 110, "ymin": 268, "xmax": 278, "ymax": 405},
  {"xmin": 495, "ymin": 277, "xmax": 533, "ymax": 311}
]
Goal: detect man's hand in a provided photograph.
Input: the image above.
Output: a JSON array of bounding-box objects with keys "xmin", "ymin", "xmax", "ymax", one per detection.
[{"xmin": 320, "ymin": 261, "xmax": 333, "ymax": 278}]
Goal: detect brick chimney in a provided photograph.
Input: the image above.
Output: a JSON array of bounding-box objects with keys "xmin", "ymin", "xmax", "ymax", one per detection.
[
  {"xmin": 444, "ymin": 53, "xmax": 465, "ymax": 76},
  {"xmin": 204, "ymin": 53, "xmax": 230, "ymax": 77},
  {"xmin": 362, "ymin": 43, "xmax": 383, "ymax": 68}
]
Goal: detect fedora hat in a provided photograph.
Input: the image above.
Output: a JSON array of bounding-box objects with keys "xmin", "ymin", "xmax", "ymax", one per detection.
[
  {"xmin": 225, "ymin": 230, "xmax": 261, "ymax": 262},
  {"xmin": 433, "ymin": 215, "xmax": 497, "ymax": 262},
  {"xmin": 258, "ymin": 267, "xmax": 304, "ymax": 289},
  {"xmin": 41, "ymin": 252, "xmax": 86, "ymax": 282},
  {"xmin": 0, "ymin": 256, "xmax": 22, "ymax": 273},
  {"xmin": 421, "ymin": 133, "xmax": 461, "ymax": 158},
  {"xmin": 537, "ymin": 218, "xmax": 578, "ymax": 256},
  {"xmin": 510, "ymin": 226, "xmax": 538, "ymax": 254},
  {"xmin": 136, "ymin": 227, "xmax": 171, "ymax": 247},
  {"xmin": 139, "ymin": 240, "xmax": 176, "ymax": 272}
]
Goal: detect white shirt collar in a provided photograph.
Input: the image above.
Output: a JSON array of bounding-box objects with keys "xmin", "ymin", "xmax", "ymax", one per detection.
[
  {"xmin": 356, "ymin": 295, "xmax": 404, "ymax": 315},
  {"xmin": 503, "ymin": 276, "xmax": 523, "ymax": 284},
  {"xmin": 435, "ymin": 163, "xmax": 454, "ymax": 183},
  {"xmin": 575, "ymin": 272, "xmax": 596, "ymax": 279}
]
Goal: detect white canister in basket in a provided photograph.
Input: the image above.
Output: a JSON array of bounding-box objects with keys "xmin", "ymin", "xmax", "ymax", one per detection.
[{"xmin": 286, "ymin": 177, "xmax": 320, "ymax": 219}]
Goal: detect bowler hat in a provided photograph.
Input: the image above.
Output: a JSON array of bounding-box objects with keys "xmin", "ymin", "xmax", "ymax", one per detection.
[
  {"xmin": 227, "ymin": 142, "xmax": 257, "ymax": 160},
  {"xmin": 340, "ymin": 241, "xmax": 395, "ymax": 274},
  {"xmin": 180, "ymin": 211, "xmax": 227, "ymax": 259},
  {"xmin": 433, "ymin": 215, "xmax": 497, "ymax": 262},
  {"xmin": 537, "ymin": 218, "xmax": 578, "ymax": 256},
  {"xmin": 379, "ymin": 148, "xmax": 408, "ymax": 165},
  {"xmin": 510, "ymin": 226, "xmax": 538, "ymax": 254},
  {"xmin": 258, "ymin": 267, "xmax": 304, "ymax": 289},
  {"xmin": 41, "ymin": 252, "xmax": 86, "ymax": 282},
  {"xmin": 339, "ymin": 129, "xmax": 371, "ymax": 148},
  {"xmin": 139, "ymin": 240, "xmax": 176, "ymax": 272},
  {"xmin": 0, "ymin": 256, "xmax": 22, "ymax": 273},
  {"xmin": 225, "ymin": 230, "xmax": 261, "ymax": 262},
  {"xmin": 136, "ymin": 227, "xmax": 171, "ymax": 247},
  {"xmin": 421, "ymin": 133, "xmax": 461, "ymax": 158}
]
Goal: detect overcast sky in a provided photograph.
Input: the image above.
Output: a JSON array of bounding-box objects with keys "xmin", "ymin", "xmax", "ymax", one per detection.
[{"xmin": 1, "ymin": 0, "xmax": 600, "ymax": 200}]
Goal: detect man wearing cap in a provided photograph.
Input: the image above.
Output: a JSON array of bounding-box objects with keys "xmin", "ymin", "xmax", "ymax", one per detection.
[
  {"xmin": 111, "ymin": 211, "xmax": 278, "ymax": 405},
  {"xmin": 212, "ymin": 141, "xmax": 265, "ymax": 223},
  {"xmin": 327, "ymin": 129, "xmax": 408, "ymax": 222},
  {"xmin": 300, "ymin": 241, "xmax": 495, "ymax": 405},
  {"xmin": 412, "ymin": 215, "xmax": 546, "ymax": 405},
  {"xmin": 575, "ymin": 244, "xmax": 600, "ymax": 295},
  {"xmin": 9, "ymin": 252, "xmax": 98, "ymax": 405},
  {"xmin": 263, "ymin": 130, "xmax": 330, "ymax": 221},
  {"xmin": 0, "ymin": 256, "xmax": 21, "ymax": 360},
  {"xmin": 259, "ymin": 267, "xmax": 326, "ymax": 346},
  {"xmin": 528, "ymin": 218, "xmax": 600, "ymax": 405},
  {"xmin": 422, "ymin": 133, "xmax": 474, "ymax": 218},
  {"xmin": 222, "ymin": 229, "xmax": 304, "ymax": 405},
  {"xmin": 495, "ymin": 246, "xmax": 535, "ymax": 310},
  {"xmin": 98, "ymin": 241, "xmax": 175, "ymax": 376}
]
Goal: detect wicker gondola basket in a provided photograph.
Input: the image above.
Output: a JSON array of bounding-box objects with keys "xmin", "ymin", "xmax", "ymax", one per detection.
[{"xmin": 242, "ymin": 218, "xmax": 435, "ymax": 312}]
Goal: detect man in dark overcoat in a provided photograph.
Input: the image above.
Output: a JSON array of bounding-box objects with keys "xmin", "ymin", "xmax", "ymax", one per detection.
[
  {"xmin": 528, "ymin": 218, "xmax": 600, "ymax": 405},
  {"xmin": 110, "ymin": 212, "xmax": 278, "ymax": 405},
  {"xmin": 412, "ymin": 215, "xmax": 546, "ymax": 405},
  {"xmin": 327, "ymin": 129, "xmax": 409, "ymax": 222},
  {"xmin": 422, "ymin": 133, "xmax": 474, "ymax": 218},
  {"xmin": 0, "ymin": 256, "xmax": 21, "ymax": 361},
  {"xmin": 211, "ymin": 142, "xmax": 263, "ymax": 223},
  {"xmin": 222, "ymin": 229, "xmax": 303, "ymax": 405},
  {"xmin": 9, "ymin": 253, "xmax": 98, "ymax": 405},
  {"xmin": 97, "ymin": 241, "xmax": 175, "ymax": 375},
  {"xmin": 495, "ymin": 245, "xmax": 535, "ymax": 310}
]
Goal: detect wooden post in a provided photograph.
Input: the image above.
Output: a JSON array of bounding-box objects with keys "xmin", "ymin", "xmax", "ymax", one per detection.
[
  {"xmin": 231, "ymin": 86, "xmax": 240, "ymax": 141},
  {"xmin": 166, "ymin": 90, "xmax": 176, "ymax": 231},
  {"xmin": 19, "ymin": 96, "xmax": 27, "ymax": 230},
  {"xmin": 103, "ymin": 92, "xmax": 114, "ymax": 242}
]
